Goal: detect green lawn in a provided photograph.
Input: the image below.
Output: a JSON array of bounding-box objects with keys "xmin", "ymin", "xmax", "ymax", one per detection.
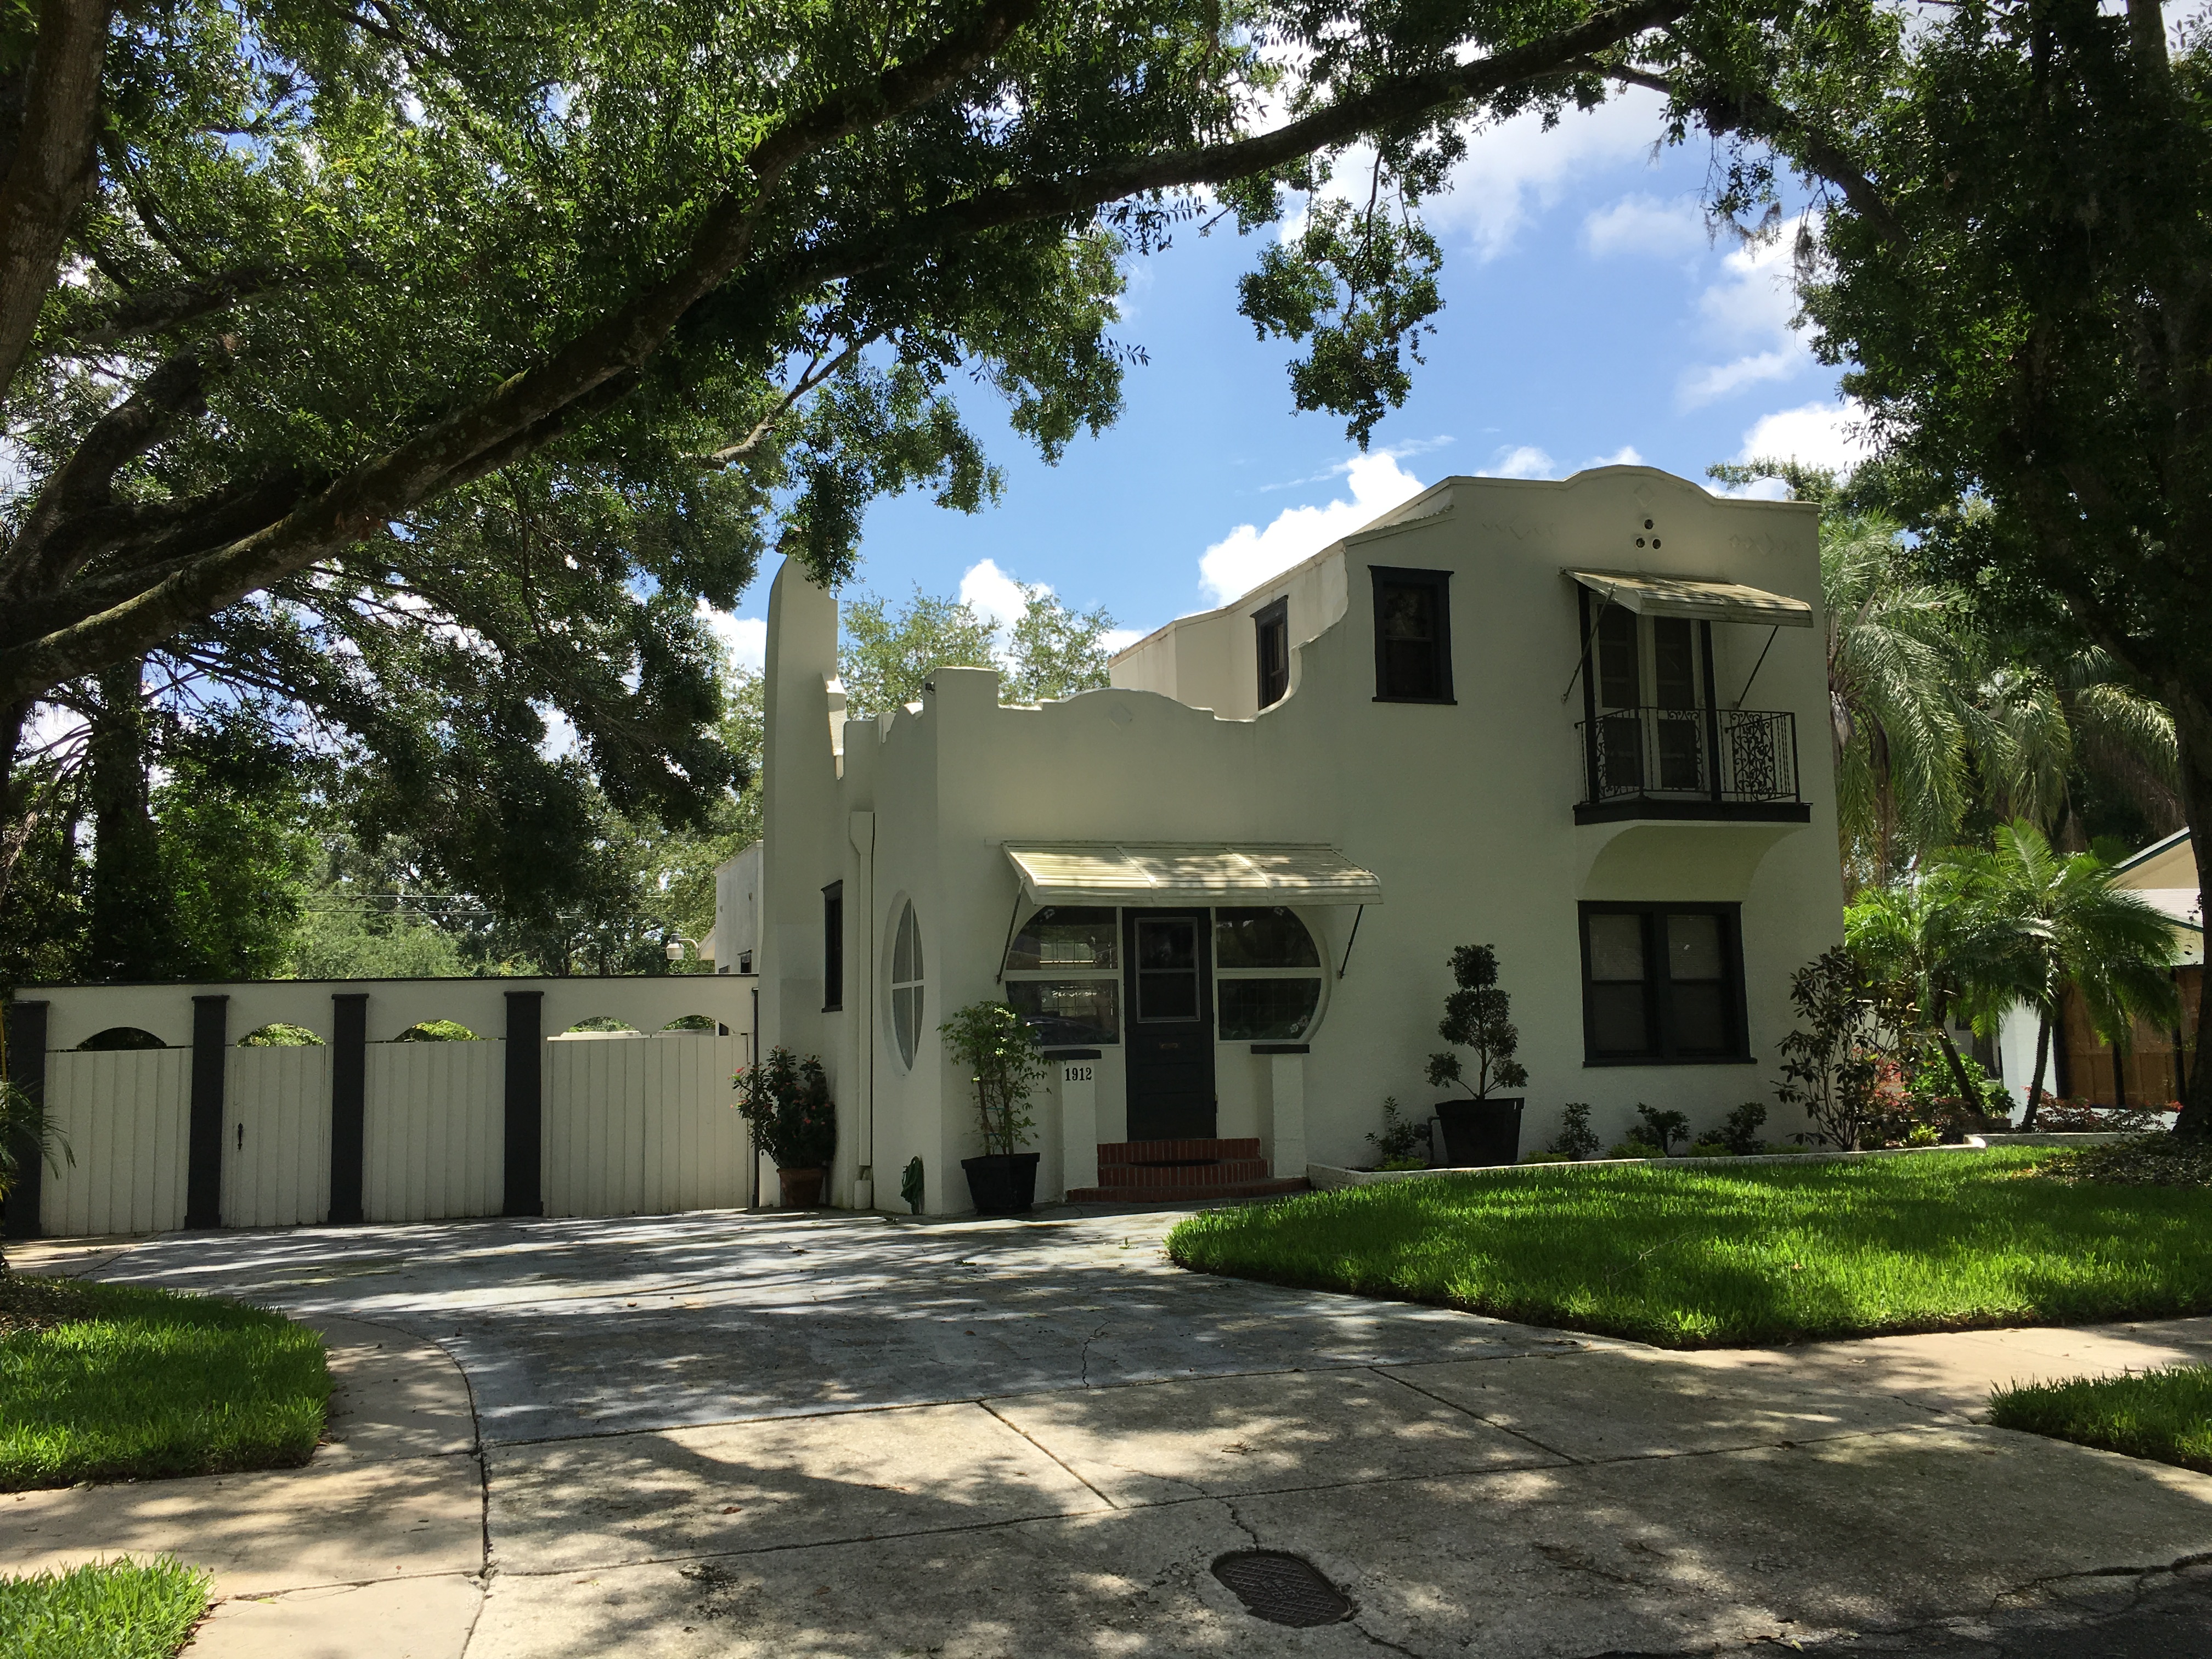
[
  {"xmin": 0, "ymin": 1557, "xmax": 211, "ymax": 1659},
  {"xmin": 1990, "ymin": 1364, "xmax": 2212, "ymax": 1472},
  {"xmin": 1166, "ymin": 1149, "xmax": 2212, "ymax": 1347},
  {"xmin": 1, "ymin": 1276, "xmax": 329, "ymax": 1491}
]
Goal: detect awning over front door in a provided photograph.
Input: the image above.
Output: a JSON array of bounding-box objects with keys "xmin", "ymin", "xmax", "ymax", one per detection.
[
  {"xmin": 1001, "ymin": 842, "xmax": 1383, "ymax": 907},
  {"xmin": 1565, "ymin": 568, "xmax": 1814, "ymax": 628}
]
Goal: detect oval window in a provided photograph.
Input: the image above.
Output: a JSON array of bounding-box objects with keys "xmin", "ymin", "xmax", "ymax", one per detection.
[
  {"xmin": 1214, "ymin": 906, "xmax": 1324, "ymax": 1041},
  {"xmin": 890, "ymin": 901, "xmax": 925, "ymax": 1067}
]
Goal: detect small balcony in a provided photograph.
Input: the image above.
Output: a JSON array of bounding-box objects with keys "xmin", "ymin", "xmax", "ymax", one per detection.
[{"xmin": 1575, "ymin": 707, "xmax": 1810, "ymax": 825}]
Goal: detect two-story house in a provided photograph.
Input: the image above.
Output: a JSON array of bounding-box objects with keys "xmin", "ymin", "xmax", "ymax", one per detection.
[{"xmin": 742, "ymin": 464, "xmax": 1844, "ymax": 1212}]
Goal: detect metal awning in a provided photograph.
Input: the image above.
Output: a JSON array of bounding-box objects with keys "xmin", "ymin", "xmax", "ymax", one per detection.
[
  {"xmin": 1566, "ymin": 568, "xmax": 1814, "ymax": 628},
  {"xmin": 1001, "ymin": 842, "xmax": 1382, "ymax": 907}
]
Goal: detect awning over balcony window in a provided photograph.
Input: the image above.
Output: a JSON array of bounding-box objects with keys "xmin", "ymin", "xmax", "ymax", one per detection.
[
  {"xmin": 1566, "ymin": 568, "xmax": 1814, "ymax": 628},
  {"xmin": 1001, "ymin": 843, "xmax": 1383, "ymax": 907}
]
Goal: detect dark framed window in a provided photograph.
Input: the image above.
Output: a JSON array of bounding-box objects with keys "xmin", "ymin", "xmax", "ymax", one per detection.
[
  {"xmin": 1370, "ymin": 566, "xmax": 1454, "ymax": 703},
  {"xmin": 1578, "ymin": 902, "xmax": 1750, "ymax": 1064},
  {"xmin": 822, "ymin": 881, "xmax": 844, "ymax": 1011},
  {"xmin": 1254, "ymin": 597, "xmax": 1290, "ymax": 709}
]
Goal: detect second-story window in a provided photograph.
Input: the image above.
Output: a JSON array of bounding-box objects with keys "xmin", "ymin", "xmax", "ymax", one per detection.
[
  {"xmin": 1370, "ymin": 566, "xmax": 1454, "ymax": 703},
  {"xmin": 822, "ymin": 882, "xmax": 844, "ymax": 1011},
  {"xmin": 1254, "ymin": 597, "xmax": 1290, "ymax": 709}
]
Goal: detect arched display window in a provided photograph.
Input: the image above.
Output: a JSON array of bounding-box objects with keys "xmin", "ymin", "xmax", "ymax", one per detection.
[
  {"xmin": 1213, "ymin": 907, "xmax": 1325, "ymax": 1040},
  {"xmin": 889, "ymin": 900, "xmax": 926, "ymax": 1068}
]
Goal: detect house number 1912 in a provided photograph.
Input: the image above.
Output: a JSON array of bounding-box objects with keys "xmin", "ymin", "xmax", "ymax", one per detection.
[{"xmin": 1063, "ymin": 1065, "xmax": 1093, "ymax": 1083}]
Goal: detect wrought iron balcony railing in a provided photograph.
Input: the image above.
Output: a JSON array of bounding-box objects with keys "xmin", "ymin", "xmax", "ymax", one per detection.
[{"xmin": 1575, "ymin": 707, "xmax": 1806, "ymax": 822}]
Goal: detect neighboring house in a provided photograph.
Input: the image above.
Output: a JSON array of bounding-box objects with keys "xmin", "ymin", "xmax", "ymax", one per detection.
[
  {"xmin": 1995, "ymin": 828, "xmax": 2205, "ymax": 1111},
  {"xmin": 739, "ymin": 465, "xmax": 1844, "ymax": 1214}
]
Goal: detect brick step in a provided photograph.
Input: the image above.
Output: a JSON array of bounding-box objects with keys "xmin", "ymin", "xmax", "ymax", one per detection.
[
  {"xmin": 1066, "ymin": 1176, "xmax": 1311, "ymax": 1205},
  {"xmin": 1090, "ymin": 1158, "xmax": 1272, "ymax": 1190},
  {"xmin": 1097, "ymin": 1138, "xmax": 1261, "ymax": 1165}
]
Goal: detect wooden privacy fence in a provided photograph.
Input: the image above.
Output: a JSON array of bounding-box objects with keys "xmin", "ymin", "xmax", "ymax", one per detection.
[{"xmin": 3, "ymin": 974, "xmax": 759, "ymax": 1239}]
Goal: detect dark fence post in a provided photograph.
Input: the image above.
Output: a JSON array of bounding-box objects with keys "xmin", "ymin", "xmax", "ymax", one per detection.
[
  {"xmin": 3, "ymin": 1000, "xmax": 49, "ymax": 1240},
  {"xmin": 329, "ymin": 994, "xmax": 369, "ymax": 1224},
  {"xmin": 503, "ymin": 991, "xmax": 543, "ymax": 1217},
  {"xmin": 185, "ymin": 994, "xmax": 229, "ymax": 1228}
]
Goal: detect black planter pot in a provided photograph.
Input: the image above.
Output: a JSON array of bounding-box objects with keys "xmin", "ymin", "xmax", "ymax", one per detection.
[
  {"xmin": 1434, "ymin": 1098, "xmax": 1524, "ymax": 1167},
  {"xmin": 962, "ymin": 1152, "xmax": 1041, "ymax": 1215}
]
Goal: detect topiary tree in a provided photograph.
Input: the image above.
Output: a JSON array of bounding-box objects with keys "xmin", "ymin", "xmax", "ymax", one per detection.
[
  {"xmin": 939, "ymin": 1002, "xmax": 1043, "ymax": 1159},
  {"xmin": 1425, "ymin": 944, "xmax": 1529, "ymax": 1100}
]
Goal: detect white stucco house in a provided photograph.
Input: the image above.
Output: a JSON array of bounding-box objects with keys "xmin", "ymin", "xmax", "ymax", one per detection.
[{"xmin": 733, "ymin": 464, "xmax": 1846, "ymax": 1214}]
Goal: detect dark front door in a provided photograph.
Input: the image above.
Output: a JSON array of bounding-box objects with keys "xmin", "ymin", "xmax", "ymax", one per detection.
[{"xmin": 1122, "ymin": 909, "xmax": 1216, "ymax": 1141}]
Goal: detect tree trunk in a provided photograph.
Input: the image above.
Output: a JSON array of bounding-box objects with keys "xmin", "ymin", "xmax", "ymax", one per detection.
[
  {"xmin": 2025, "ymin": 1009, "xmax": 2053, "ymax": 1130},
  {"xmin": 1934, "ymin": 1026, "xmax": 1979, "ymax": 1111},
  {"xmin": 84, "ymin": 658, "xmax": 175, "ymax": 979}
]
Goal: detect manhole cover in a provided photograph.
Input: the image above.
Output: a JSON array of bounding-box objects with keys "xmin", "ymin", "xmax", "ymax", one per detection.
[{"xmin": 1211, "ymin": 1550, "xmax": 1351, "ymax": 1627}]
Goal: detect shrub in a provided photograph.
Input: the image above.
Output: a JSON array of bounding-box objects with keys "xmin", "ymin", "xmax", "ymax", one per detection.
[
  {"xmin": 237, "ymin": 1023, "xmax": 323, "ymax": 1047},
  {"xmin": 1627, "ymin": 1104, "xmax": 1691, "ymax": 1156},
  {"xmin": 1606, "ymin": 1142, "xmax": 1658, "ymax": 1160},
  {"xmin": 733, "ymin": 1047, "xmax": 837, "ymax": 1170},
  {"xmin": 1904, "ymin": 1123, "xmax": 1943, "ymax": 1147},
  {"xmin": 1701, "ymin": 1101, "xmax": 1768, "ymax": 1156},
  {"xmin": 394, "ymin": 1019, "xmax": 477, "ymax": 1042},
  {"xmin": 1775, "ymin": 946, "xmax": 1897, "ymax": 1150},
  {"xmin": 1548, "ymin": 1102, "xmax": 1601, "ymax": 1161},
  {"xmin": 939, "ymin": 1002, "xmax": 1042, "ymax": 1158},
  {"xmin": 1684, "ymin": 1141, "xmax": 1731, "ymax": 1158},
  {"xmin": 1366, "ymin": 1097, "xmax": 1430, "ymax": 1170}
]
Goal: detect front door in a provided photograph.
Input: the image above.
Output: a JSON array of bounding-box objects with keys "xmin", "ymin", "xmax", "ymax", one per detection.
[{"xmin": 1122, "ymin": 909, "xmax": 1217, "ymax": 1141}]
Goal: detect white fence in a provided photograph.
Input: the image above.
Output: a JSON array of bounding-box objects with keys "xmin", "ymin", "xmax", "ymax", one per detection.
[{"xmin": 7, "ymin": 974, "xmax": 759, "ymax": 1238}]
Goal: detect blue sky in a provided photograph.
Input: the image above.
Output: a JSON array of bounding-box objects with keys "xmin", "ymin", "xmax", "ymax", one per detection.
[{"xmin": 710, "ymin": 88, "xmax": 1865, "ymax": 669}]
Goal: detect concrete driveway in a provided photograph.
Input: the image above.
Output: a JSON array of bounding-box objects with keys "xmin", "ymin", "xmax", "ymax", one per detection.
[{"xmin": 15, "ymin": 1206, "xmax": 2212, "ymax": 1657}]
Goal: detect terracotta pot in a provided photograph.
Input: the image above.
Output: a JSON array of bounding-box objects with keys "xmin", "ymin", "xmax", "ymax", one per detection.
[{"xmin": 777, "ymin": 1167, "xmax": 826, "ymax": 1209}]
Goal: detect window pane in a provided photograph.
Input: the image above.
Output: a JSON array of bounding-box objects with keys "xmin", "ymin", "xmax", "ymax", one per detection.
[
  {"xmin": 1589, "ymin": 984, "xmax": 1651, "ymax": 1055},
  {"xmin": 1218, "ymin": 978, "xmax": 1321, "ymax": 1041},
  {"xmin": 1381, "ymin": 583, "xmax": 1435, "ymax": 642},
  {"xmin": 1670, "ymin": 983, "xmax": 1729, "ymax": 1053},
  {"xmin": 1598, "ymin": 605, "xmax": 1639, "ymax": 709},
  {"xmin": 1007, "ymin": 980, "xmax": 1120, "ymax": 1046},
  {"xmin": 1654, "ymin": 617, "xmax": 1697, "ymax": 709},
  {"xmin": 1006, "ymin": 907, "xmax": 1116, "ymax": 972},
  {"xmin": 1382, "ymin": 640, "xmax": 1438, "ymax": 699},
  {"xmin": 909, "ymin": 910, "xmax": 923, "ymax": 983},
  {"xmin": 893, "ymin": 985, "xmax": 919, "ymax": 1065},
  {"xmin": 1135, "ymin": 918, "xmax": 1195, "ymax": 972},
  {"xmin": 1587, "ymin": 913, "xmax": 1645, "ymax": 981},
  {"xmin": 892, "ymin": 904, "xmax": 915, "ymax": 982},
  {"xmin": 1378, "ymin": 580, "xmax": 1442, "ymax": 699},
  {"xmin": 1215, "ymin": 907, "xmax": 1321, "ymax": 969},
  {"xmin": 1667, "ymin": 913, "xmax": 1724, "ymax": 980}
]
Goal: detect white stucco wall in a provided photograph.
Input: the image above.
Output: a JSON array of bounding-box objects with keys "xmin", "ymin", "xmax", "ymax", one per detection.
[{"xmin": 753, "ymin": 466, "xmax": 1844, "ymax": 1212}]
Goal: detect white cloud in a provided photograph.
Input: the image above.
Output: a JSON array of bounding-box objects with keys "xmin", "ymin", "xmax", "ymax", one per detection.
[
  {"xmin": 1585, "ymin": 445, "xmax": 1644, "ymax": 469},
  {"xmin": 1426, "ymin": 88, "xmax": 1671, "ymax": 261},
  {"xmin": 1581, "ymin": 194, "xmax": 1707, "ymax": 259},
  {"xmin": 958, "ymin": 557, "xmax": 1031, "ymax": 640},
  {"xmin": 1678, "ymin": 349, "xmax": 1799, "ymax": 408},
  {"xmin": 1480, "ymin": 444, "xmax": 1555, "ymax": 479},
  {"xmin": 1198, "ymin": 452, "xmax": 1427, "ymax": 605},
  {"xmin": 1678, "ymin": 234, "xmax": 1812, "ymax": 409},
  {"xmin": 696, "ymin": 601, "xmax": 768, "ymax": 673},
  {"xmin": 1101, "ymin": 627, "xmax": 1146, "ymax": 656},
  {"xmin": 1734, "ymin": 400, "xmax": 1874, "ymax": 472}
]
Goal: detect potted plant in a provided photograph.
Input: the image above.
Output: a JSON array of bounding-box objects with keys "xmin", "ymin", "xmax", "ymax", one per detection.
[
  {"xmin": 941, "ymin": 1001, "xmax": 1044, "ymax": 1215},
  {"xmin": 733, "ymin": 1047, "xmax": 837, "ymax": 1208},
  {"xmin": 1425, "ymin": 943, "xmax": 1528, "ymax": 1166}
]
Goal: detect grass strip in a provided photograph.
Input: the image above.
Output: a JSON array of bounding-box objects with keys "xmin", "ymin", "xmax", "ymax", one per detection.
[
  {"xmin": 1167, "ymin": 1149, "xmax": 2212, "ymax": 1347},
  {"xmin": 1, "ymin": 1277, "xmax": 329, "ymax": 1491},
  {"xmin": 1989, "ymin": 1364, "xmax": 2212, "ymax": 1472},
  {"xmin": 0, "ymin": 1556, "xmax": 212, "ymax": 1659}
]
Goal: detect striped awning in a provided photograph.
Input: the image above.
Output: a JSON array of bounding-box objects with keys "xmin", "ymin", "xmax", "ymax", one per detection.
[
  {"xmin": 1001, "ymin": 843, "xmax": 1382, "ymax": 906},
  {"xmin": 1566, "ymin": 568, "xmax": 1814, "ymax": 628}
]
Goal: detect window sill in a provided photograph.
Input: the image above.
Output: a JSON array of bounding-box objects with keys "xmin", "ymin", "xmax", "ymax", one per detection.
[
  {"xmin": 1582, "ymin": 1053, "xmax": 1756, "ymax": 1068},
  {"xmin": 1250, "ymin": 1043, "xmax": 1310, "ymax": 1054},
  {"xmin": 1372, "ymin": 695, "xmax": 1457, "ymax": 706}
]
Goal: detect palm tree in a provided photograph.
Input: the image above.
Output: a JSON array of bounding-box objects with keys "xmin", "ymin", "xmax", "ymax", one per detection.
[
  {"xmin": 1968, "ymin": 647, "xmax": 2183, "ymax": 851},
  {"xmin": 0, "ymin": 1077, "xmax": 70, "ymax": 1274},
  {"xmin": 1948, "ymin": 821, "xmax": 2181, "ymax": 1127},
  {"xmin": 1846, "ymin": 868, "xmax": 1995, "ymax": 1107},
  {"xmin": 1821, "ymin": 510, "xmax": 1977, "ymax": 888}
]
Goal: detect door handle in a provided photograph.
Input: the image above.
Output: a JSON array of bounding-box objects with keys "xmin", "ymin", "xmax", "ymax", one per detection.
[{"xmin": 235, "ymin": 1123, "xmax": 244, "ymax": 1149}]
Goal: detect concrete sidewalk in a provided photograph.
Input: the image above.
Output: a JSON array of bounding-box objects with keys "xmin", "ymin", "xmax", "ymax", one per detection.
[{"xmin": 10, "ymin": 1210, "xmax": 2212, "ymax": 1656}]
